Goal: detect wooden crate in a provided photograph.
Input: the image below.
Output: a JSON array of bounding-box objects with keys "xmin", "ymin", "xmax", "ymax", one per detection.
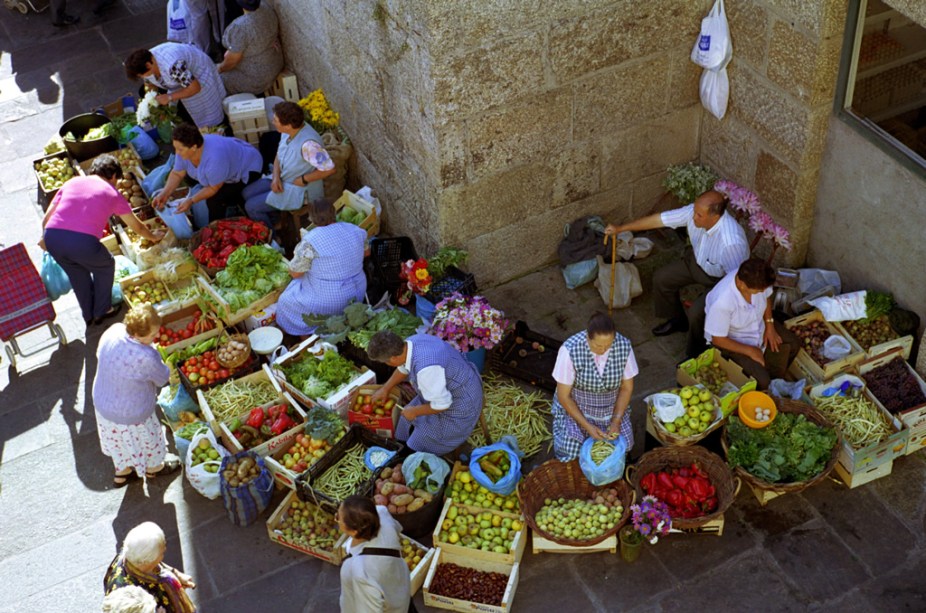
[
  {"xmin": 115, "ymin": 217, "xmax": 171, "ymax": 268},
  {"xmin": 423, "ymin": 548, "xmax": 519, "ymax": 613},
  {"xmin": 77, "ymin": 144, "xmax": 143, "ymax": 178},
  {"xmin": 211, "ymin": 391, "xmax": 307, "ymax": 457},
  {"xmin": 196, "ymin": 275, "xmax": 284, "ymax": 326},
  {"xmin": 33, "ymin": 150, "xmax": 80, "ymax": 206},
  {"xmin": 119, "ymin": 262, "xmax": 203, "ymax": 316},
  {"xmin": 346, "ymin": 384, "xmax": 402, "ymax": 438},
  {"xmin": 745, "ymin": 481, "xmax": 787, "ymax": 507},
  {"xmin": 154, "ymin": 303, "xmax": 223, "ymax": 358},
  {"xmin": 403, "ymin": 534, "xmax": 435, "ymax": 596},
  {"xmin": 197, "ymin": 365, "xmax": 282, "ymax": 435},
  {"xmin": 102, "ymin": 233, "xmax": 120, "ymax": 255},
  {"xmin": 265, "ymin": 489, "xmax": 345, "ymax": 564},
  {"xmin": 229, "ymin": 98, "xmax": 269, "ymax": 137},
  {"xmin": 834, "ymin": 458, "xmax": 893, "ymax": 489},
  {"xmin": 669, "ymin": 515, "xmax": 725, "ymax": 536},
  {"xmin": 272, "ymin": 335, "xmax": 377, "ymax": 417},
  {"xmin": 677, "ymin": 347, "xmax": 758, "ymax": 416},
  {"xmin": 809, "ymin": 374, "xmax": 909, "ymax": 474},
  {"xmin": 531, "ymin": 530, "xmax": 617, "ymax": 554},
  {"xmin": 784, "ymin": 310, "xmax": 866, "ymax": 383},
  {"xmin": 858, "ymin": 349, "xmax": 926, "ymax": 455},
  {"xmin": 264, "ymin": 420, "xmax": 351, "ymax": 491},
  {"xmin": 265, "ymin": 69, "xmax": 299, "ymax": 102},
  {"xmin": 431, "ymin": 499, "xmax": 526, "ymax": 565},
  {"xmin": 119, "ymin": 269, "xmax": 176, "ymax": 310},
  {"xmin": 306, "ymin": 190, "xmax": 379, "ymax": 238},
  {"xmin": 834, "ymin": 318, "xmax": 914, "ymax": 360}
]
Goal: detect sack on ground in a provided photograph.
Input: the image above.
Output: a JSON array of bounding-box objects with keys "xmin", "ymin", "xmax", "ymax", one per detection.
[
  {"xmin": 40, "ymin": 252, "xmax": 72, "ymax": 301},
  {"xmin": 219, "ymin": 451, "xmax": 274, "ymax": 526},
  {"xmin": 322, "ymin": 132, "xmax": 352, "ymax": 199},
  {"xmin": 158, "ymin": 383, "xmax": 199, "ymax": 422},
  {"xmin": 594, "ymin": 256, "xmax": 642, "ymax": 309},
  {"xmin": 469, "ymin": 436, "xmax": 523, "ymax": 496},
  {"xmin": 402, "ymin": 452, "xmax": 450, "ymax": 496},
  {"xmin": 578, "ymin": 436, "xmax": 627, "ymax": 487},
  {"xmin": 808, "ymin": 291, "xmax": 867, "ymax": 322},
  {"xmin": 562, "ymin": 259, "xmax": 598, "ymax": 290},
  {"xmin": 184, "ymin": 429, "xmax": 228, "ymax": 500}
]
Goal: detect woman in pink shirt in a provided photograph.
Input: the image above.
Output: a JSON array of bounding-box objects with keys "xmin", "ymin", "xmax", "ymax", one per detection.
[{"xmin": 40, "ymin": 155, "xmax": 162, "ymax": 326}]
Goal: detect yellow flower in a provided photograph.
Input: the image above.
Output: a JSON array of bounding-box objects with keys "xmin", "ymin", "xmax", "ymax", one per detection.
[{"xmin": 415, "ymin": 269, "xmax": 429, "ymax": 281}]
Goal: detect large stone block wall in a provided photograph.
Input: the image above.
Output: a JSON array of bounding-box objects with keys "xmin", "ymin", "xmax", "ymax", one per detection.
[
  {"xmin": 273, "ymin": 0, "xmax": 707, "ymax": 286},
  {"xmin": 700, "ymin": 0, "xmax": 847, "ymax": 266}
]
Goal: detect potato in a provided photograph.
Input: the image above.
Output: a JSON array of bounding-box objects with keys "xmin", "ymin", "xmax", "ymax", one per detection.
[
  {"xmin": 387, "ymin": 504, "xmax": 397, "ymax": 514},
  {"xmin": 391, "ymin": 470, "xmax": 404, "ymax": 484},
  {"xmin": 393, "ymin": 484, "xmax": 409, "ymax": 495},
  {"xmin": 407, "ymin": 498, "xmax": 425, "ymax": 512},
  {"xmin": 375, "ymin": 479, "xmax": 385, "ymax": 490},
  {"xmin": 381, "ymin": 467, "xmax": 393, "ymax": 479},
  {"xmin": 229, "ymin": 478, "xmax": 240, "ymax": 487},
  {"xmin": 391, "ymin": 493, "xmax": 414, "ymax": 507},
  {"xmin": 130, "ymin": 196, "xmax": 146, "ymax": 206},
  {"xmin": 380, "ymin": 482, "xmax": 396, "ymax": 496},
  {"xmin": 374, "ymin": 494, "xmax": 388, "ymax": 506},
  {"xmin": 395, "ymin": 505, "xmax": 407, "ymax": 515},
  {"xmin": 414, "ymin": 489, "xmax": 432, "ymax": 502}
]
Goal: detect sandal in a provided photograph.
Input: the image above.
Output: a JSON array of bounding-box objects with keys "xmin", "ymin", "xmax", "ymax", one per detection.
[
  {"xmin": 114, "ymin": 471, "xmax": 140, "ymax": 488},
  {"xmin": 146, "ymin": 456, "xmax": 182, "ymax": 479}
]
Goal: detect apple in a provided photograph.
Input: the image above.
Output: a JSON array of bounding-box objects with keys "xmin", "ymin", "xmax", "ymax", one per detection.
[
  {"xmin": 699, "ymin": 410, "xmax": 713, "ymax": 423},
  {"xmin": 687, "ymin": 417, "xmax": 700, "ymax": 430},
  {"xmin": 687, "ymin": 406, "xmax": 700, "ymax": 418},
  {"xmin": 679, "ymin": 426, "xmax": 693, "ymax": 437},
  {"xmin": 699, "ymin": 390, "xmax": 713, "ymax": 402},
  {"xmin": 673, "ymin": 416, "xmax": 687, "ymax": 428},
  {"xmin": 664, "ymin": 422, "xmax": 677, "ymax": 433},
  {"xmin": 680, "ymin": 388, "xmax": 694, "ymax": 400}
]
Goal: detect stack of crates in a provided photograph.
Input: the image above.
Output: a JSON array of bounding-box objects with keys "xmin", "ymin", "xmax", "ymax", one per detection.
[{"xmin": 228, "ymin": 98, "xmax": 269, "ymax": 146}]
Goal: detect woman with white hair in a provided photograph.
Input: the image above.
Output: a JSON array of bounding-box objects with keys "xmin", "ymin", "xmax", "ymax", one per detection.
[
  {"xmin": 104, "ymin": 522, "xmax": 196, "ymax": 613},
  {"xmin": 101, "ymin": 585, "xmax": 158, "ymax": 613}
]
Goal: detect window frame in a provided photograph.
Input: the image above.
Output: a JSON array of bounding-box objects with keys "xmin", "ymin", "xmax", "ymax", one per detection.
[{"xmin": 834, "ymin": 0, "xmax": 926, "ymax": 175}]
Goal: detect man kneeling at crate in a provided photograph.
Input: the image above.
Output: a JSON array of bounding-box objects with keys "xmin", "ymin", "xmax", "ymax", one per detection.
[
  {"xmin": 367, "ymin": 331, "xmax": 483, "ymax": 456},
  {"xmin": 704, "ymin": 258, "xmax": 801, "ymax": 390}
]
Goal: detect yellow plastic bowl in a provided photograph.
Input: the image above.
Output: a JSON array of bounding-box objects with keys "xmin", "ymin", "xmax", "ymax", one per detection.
[{"xmin": 738, "ymin": 391, "xmax": 777, "ymax": 429}]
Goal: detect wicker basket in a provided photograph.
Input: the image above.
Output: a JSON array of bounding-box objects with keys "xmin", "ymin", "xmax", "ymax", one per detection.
[
  {"xmin": 721, "ymin": 398, "xmax": 841, "ymax": 497},
  {"xmin": 517, "ymin": 459, "xmax": 634, "ymax": 547},
  {"xmin": 626, "ymin": 445, "xmax": 738, "ymax": 530},
  {"xmin": 216, "ymin": 333, "xmax": 252, "ymax": 369}
]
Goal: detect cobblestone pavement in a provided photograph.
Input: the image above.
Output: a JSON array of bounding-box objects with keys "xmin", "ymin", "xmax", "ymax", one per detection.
[{"xmin": 1, "ymin": 4, "xmax": 924, "ymax": 612}]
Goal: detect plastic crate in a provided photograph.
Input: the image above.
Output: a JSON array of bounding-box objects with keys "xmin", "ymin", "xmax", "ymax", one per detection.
[
  {"xmin": 487, "ymin": 321, "xmax": 562, "ymax": 392},
  {"xmin": 369, "ymin": 237, "xmax": 418, "ymax": 302},
  {"xmin": 425, "ymin": 266, "xmax": 476, "ymax": 304}
]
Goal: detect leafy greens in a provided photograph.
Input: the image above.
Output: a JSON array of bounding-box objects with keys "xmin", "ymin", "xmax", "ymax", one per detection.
[
  {"xmin": 726, "ymin": 413, "xmax": 837, "ymax": 483},
  {"xmin": 278, "ymin": 350, "xmax": 359, "ymax": 400},
  {"xmin": 213, "ymin": 245, "xmax": 290, "ymax": 312}
]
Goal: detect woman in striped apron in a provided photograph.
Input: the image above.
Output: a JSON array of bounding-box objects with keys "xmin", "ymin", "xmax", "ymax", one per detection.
[{"xmin": 551, "ymin": 312, "xmax": 638, "ymax": 461}]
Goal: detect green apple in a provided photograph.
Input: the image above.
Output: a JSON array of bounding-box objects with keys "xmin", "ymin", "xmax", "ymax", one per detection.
[
  {"xmin": 687, "ymin": 417, "xmax": 700, "ymax": 430},
  {"xmin": 664, "ymin": 422, "xmax": 677, "ymax": 433},
  {"xmin": 699, "ymin": 410, "xmax": 713, "ymax": 423},
  {"xmin": 679, "ymin": 426, "xmax": 693, "ymax": 437},
  {"xmin": 674, "ymin": 416, "xmax": 687, "ymax": 428},
  {"xmin": 687, "ymin": 406, "xmax": 700, "ymax": 418},
  {"xmin": 699, "ymin": 390, "xmax": 713, "ymax": 402},
  {"xmin": 680, "ymin": 388, "xmax": 694, "ymax": 400}
]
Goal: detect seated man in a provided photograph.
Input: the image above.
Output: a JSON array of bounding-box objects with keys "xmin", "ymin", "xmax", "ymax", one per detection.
[
  {"xmin": 367, "ymin": 331, "xmax": 483, "ymax": 457},
  {"xmin": 606, "ymin": 189, "xmax": 749, "ymax": 358},
  {"xmin": 704, "ymin": 258, "xmax": 801, "ymax": 390}
]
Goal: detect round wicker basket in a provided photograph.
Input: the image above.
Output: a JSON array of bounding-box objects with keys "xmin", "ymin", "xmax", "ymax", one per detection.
[
  {"xmin": 626, "ymin": 445, "xmax": 739, "ymax": 530},
  {"xmin": 721, "ymin": 398, "xmax": 841, "ymax": 497},
  {"xmin": 517, "ymin": 459, "xmax": 634, "ymax": 547},
  {"xmin": 216, "ymin": 333, "xmax": 252, "ymax": 369}
]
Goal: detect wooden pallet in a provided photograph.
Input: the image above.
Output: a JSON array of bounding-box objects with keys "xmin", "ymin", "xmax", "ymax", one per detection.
[
  {"xmin": 531, "ymin": 531, "xmax": 616, "ymax": 554},
  {"xmin": 669, "ymin": 515, "xmax": 725, "ymax": 536},
  {"xmin": 745, "ymin": 481, "xmax": 786, "ymax": 507}
]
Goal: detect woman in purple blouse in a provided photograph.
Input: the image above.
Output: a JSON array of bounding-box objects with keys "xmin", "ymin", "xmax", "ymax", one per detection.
[{"xmin": 92, "ymin": 304, "xmax": 179, "ymax": 487}]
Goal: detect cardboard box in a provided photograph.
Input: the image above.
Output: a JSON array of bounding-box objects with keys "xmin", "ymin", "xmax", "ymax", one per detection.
[
  {"xmin": 676, "ymin": 347, "xmax": 757, "ymax": 416},
  {"xmin": 858, "ymin": 349, "xmax": 926, "ymax": 456},
  {"xmin": 810, "ymin": 374, "xmax": 909, "ymax": 474},
  {"xmin": 272, "ymin": 336, "xmax": 377, "ymax": 417},
  {"xmin": 431, "ymin": 499, "xmax": 526, "ymax": 565},
  {"xmin": 423, "ymin": 548, "xmax": 519, "ymax": 613},
  {"xmin": 346, "ymin": 385, "xmax": 402, "ymax": 438},
  {"xmin": 785, "ymin": 310, "xmax": 866, "ymax": 383},
  {"xmin": 833, "ymin": 459, "xmax": 893, "ymax": 489},
  {"xmin": 266, "ymin": 489, "xmax": 345, "ymax": 564}
]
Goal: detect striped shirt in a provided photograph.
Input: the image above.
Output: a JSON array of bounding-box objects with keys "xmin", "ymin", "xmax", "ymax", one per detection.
[
  {"xmin": 661, "ymin": 204, "xmax": 749, "ymax": 278},
  {"xmin": 147, "ymin": 42, "xmax": 226, "ymax": 128}
]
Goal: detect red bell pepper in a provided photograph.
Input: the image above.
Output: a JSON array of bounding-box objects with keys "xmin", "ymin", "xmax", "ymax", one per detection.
[
  {"xmin": 657, "ymin": 472, "xmax": 674, "ymax": 491},
  {"xmin": 671, "ymin": 474, "xmax": 689, "ymax": 489},
  {"xmin": 246, "ymin": 407, "xmax": 265, "ymax": 429},
  {"xmin": 641, "ymin": 473, "xmax": 657, "ymax": 494},
  {"xmin": 270, "ymin": 413, "xmax": 295, "ymax": 436}
]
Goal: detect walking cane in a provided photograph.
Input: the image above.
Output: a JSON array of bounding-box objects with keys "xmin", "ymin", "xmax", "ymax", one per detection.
[{"xmin": 603, "ymin": 233, "xmax": 617, "ymax": 315}]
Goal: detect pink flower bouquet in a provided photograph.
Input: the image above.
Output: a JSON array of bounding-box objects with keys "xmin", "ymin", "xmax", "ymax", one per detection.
[{"xmin": 431, "ymin": 293, "xmax": 510, "ymax": 352}]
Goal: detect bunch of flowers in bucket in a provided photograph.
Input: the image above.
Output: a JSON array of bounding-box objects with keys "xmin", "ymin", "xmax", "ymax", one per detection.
[
  {"xmin": 397, "ymin": 247, "xmax": 468, "ymax": 306},
  {"xmin": 714, "ymin": 179, "xmax": 792, "ymax": 259},
  {"xmin": 431, "ymin": 293, "xmax": 510, "ymax": 353},
  {"xmin": 136, "ymin": 91, "xmax": 179, "ymax": 129},
  {"xmin": 298, "ymin": 88, "xmax": 340, "ymax": 134},
  {"xmin": 626, "ymin": 495, "xmax": 673, "ymax": 545}
]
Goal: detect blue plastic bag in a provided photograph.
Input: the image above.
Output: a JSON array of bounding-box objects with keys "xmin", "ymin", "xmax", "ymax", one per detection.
[
  {"xmin": 142, "ymin": 154, "xmax": 175, "ymax": 196},
  {"xmin": 364, "ymin": 446, "xmax": 397, "ymax": 471},
  {"xmin": 123, "ymin": 126, "xmax": 159, "ymax": 159},
  {"xmin": 469, "ymin": 436, "xmax": 523, "ymax": 496},
  {"xmin": 157, "ymin": 384, "xmax": 199, "ymax": 422},
  {"xmin": 219, "ymin": 451, "xmax": 274, "ymax": 526},
  {"xmin": 562, "ymin": 259, "xmax": 598, "ymax": 290},
  {"xmin": 402, "ymin": 452, "xmax": 450, "ymax": 495},
  {"xmin": 111, "ymin": 255, "xmax": 139, "ymax": 305},
  {"xmin": 156, "ymin": 201, "xmax": 194, "ymax": 240},
  {"xmin": 40, "ymin": 252, "xmax": 72, "ymax": 301},
  {"xmin": 578, "ymin": 436, "xmax": 627, "ymax": 486}
]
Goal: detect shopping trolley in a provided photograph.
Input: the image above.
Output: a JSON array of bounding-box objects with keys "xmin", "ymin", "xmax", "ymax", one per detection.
[{"xmin": 0, "ymin": 243, "xmax": 66, "ymax": 370}]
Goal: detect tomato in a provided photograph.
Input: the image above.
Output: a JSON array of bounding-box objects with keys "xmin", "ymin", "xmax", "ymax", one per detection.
[
  {"xmin": 209, "ymin": 361, "xmax": 219, "ymax": 371},
  {"xmin": 187, "ymin": 322, "xmax": 196, "ymax": 331},
  {"xmin": 188, "ymin": 356, "xmax": 198, "ymax": 365},
  {"xmin": 189, "ymin": 372, "xmax": 199, "ymax": 383},
  {"xmin": 219, "ymin": 369, "xmax": 230, "ymax": 379}
]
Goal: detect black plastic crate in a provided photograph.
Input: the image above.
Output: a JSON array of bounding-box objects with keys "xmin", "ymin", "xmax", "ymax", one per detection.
[
  {"xmin": 488, "ymin": 321, "xmax": 562, "ymax": 392},
  {"xmin": 296, "ymin": 424, "xmax": 404, "ymax": 512},
  {"xmin": 369, "ymin": 237, "xmax": 418, "ymax": 301},
  {"xmin": 425, "ymin": 266, "xmax": 476, "ymax": 304}
]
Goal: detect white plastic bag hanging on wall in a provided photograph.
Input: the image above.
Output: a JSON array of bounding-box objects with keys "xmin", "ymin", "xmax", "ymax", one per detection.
[{"xmin": 691, "ymin": 0, "xmax": 733, "ymax": 120}]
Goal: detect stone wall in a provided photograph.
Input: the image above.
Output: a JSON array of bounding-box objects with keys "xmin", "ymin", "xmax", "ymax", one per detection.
[
  {"xmin": 700, "ymin": 0, "xmax": 847, "ymax": 266},
  {"xmin": 273, "ymin": 0, "xmax": 707, "ymax": 286}
]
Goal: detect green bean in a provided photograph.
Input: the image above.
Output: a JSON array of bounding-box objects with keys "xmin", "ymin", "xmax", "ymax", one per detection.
[
  {"xmin": 314, "ymin": 444, "xmax": 371, "ymax": 501},
  {"xmin": 590, "ymin": 441, "xmax": 614, "ymax": 465},
  {"xmin": 467, "ymin": 375, "xmax": 552, "ymax": 457},
  {"xmin": 815, "ymin": 395, "xmax": 892, "ymax": 449},
  {"xmin": 203, "ymin": 379, "xmax": 278, "ymax": 422}
]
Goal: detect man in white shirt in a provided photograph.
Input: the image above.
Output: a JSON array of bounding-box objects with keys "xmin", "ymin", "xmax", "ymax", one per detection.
[
  {"xmin": 704, "ymin": 258, "xmax": 800, "ymax": 389},
  {"xmin": 606, "ymin": 190, "xmax": 749, "ymax": 357}
]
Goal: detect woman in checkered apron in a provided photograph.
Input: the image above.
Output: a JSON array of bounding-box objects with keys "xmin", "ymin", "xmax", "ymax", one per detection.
[
  {"xmin": 275, "ymin": 198, "xmax": 367, "ymax": 336},
  {"xmin": 551, "ymin": 312, "xmax": 638, "ymax": 461}
]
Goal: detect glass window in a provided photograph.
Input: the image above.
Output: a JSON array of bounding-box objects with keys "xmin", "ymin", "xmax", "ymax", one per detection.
[{"xmin": 843, "ymin": 0, "xmax": 926, "ymax": 164}]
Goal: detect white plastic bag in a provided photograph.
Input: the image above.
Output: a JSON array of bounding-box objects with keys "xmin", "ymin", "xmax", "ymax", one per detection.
[
  {"xmin": 822, "ymin": 335, "xmax": 852, "ymax": 362},
  {"xmin": 691, "ymin": 0, "xmax": 732, "ymax": 70},
  {"xmin": 184, "ymin": 429, "xmax": 229, "ymax": 500},
  {"xmin": 166, "ymin": 0, "xmax": 192, "ymax": 44},
  {"xmin": 700, "ymin": 67, "xmax": 730, "ymax": 120},
  {"xmin": 808, "ymin": 291, "xmax": 867, "ymax": 322},
  {"xmin": 594, "ymin": 256, "xmax": 642, "ymax": 309},
  {"xmin": 631, "ymin": 237, "xmax": 654, "ymax": 259},
  {"xmin": 646, "ymin": 393, "xmax": 686, "ymax": 423}
]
